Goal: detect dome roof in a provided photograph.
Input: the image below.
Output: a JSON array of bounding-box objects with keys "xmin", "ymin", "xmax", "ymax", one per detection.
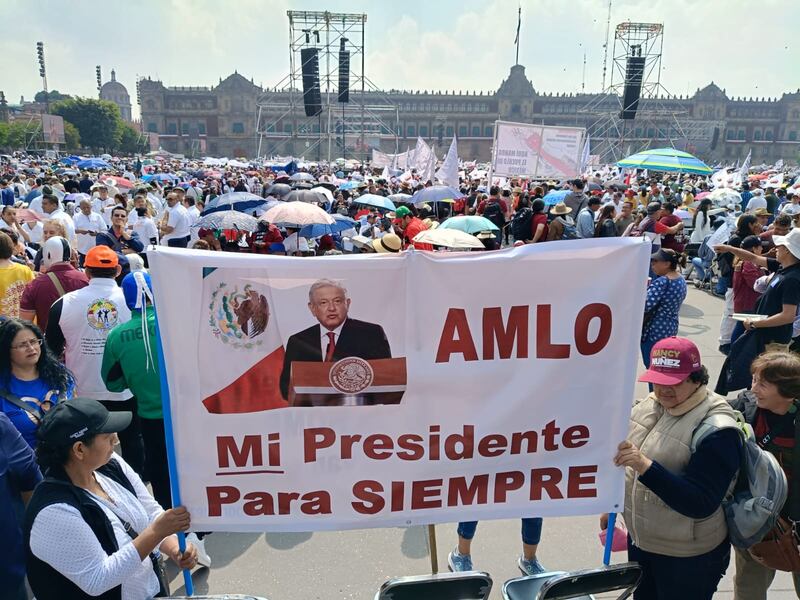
[{"xmin": 100, "ymin": 70, "xmax": 129, "ymax": 96}]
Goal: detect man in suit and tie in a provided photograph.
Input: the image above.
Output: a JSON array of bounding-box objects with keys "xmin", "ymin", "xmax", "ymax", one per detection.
[{"xmin": 280, "ymin": 279, "xmax": 392, "ymax": 400}]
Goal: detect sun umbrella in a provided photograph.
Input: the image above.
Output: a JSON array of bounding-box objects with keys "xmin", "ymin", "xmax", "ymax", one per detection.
[
  {"xmin": 617, "ymin": 148, "xmax": 713, "ymax": 175},
  {"xmin": 103, "ymin": 176, "xmax": 134, "ymax": 190},
  {"xmin": 76, "ymin": 158, "xmax": 110, "ymax": 170},
  {"xmin": 354, "ymin": 194, "xmax": 396, "ymax": 212},
  {"xmin": 265, "ymin": 183, "xmax": 292, "ymax": 198},
  {"xmin": 299, "ymin": 214, "xmax": 357, "ymax": 238},
  {"xmin": 707, "ymin": 188, "xmax": 742, "ymax": 207},
  {"xmin": 542, "ymin": 189, "xmax": 571, "ymax": 206},
  {"xmin": 388, "ymin": 193, "xmax": 413, "ymax": 204},
  {"xmin": 142, "ymin": 158, "xmax": 157, "ymax": 166},
  {"xmin": 439, "ymin": 215, "xmax": 500, "ymax": 233},
  {"xmin": 202, "ymin": 192, "xmax": 268, "ymax": 216},
  {"xmin": 339, "ymin": 181, "xmax": 361, "ymax": 191},
  {"xmin": 194, "ymin": 210, "xmax": 259, "ymax": 232},
  {"xmin": 142, "ymin": 173, "xmax": 179, "ymax": 183},
  {"xmin": 65, "ymin": 192, "xmax": 91, "ymax": 203},
  {"xmin": 15, "ymin": 209, "xmax": 42, "ymax": 222},
  {"xmin": 261, "ymin": 201, "xmax": 334, "ymax": 228},
  {"xmin": 695, "ymin": 191, "xmax": 711, "ymax": 200},
  {"xmin": 311, "ymin": 186, "xmax": 335, "ymax": 203},
  {"xmin": 411, "ymin": 185, "xmax": 463, "ymax": 206},
  {"xmin": 284, "ymin": 189, "xmax": 329, "ymax": 204},
  {"xmin": 412, "ymin": 228, "xmax": 485, "ymax": 249},
  {"xmin": 289, "ymin": 172, "xmax": 316, "ymax": 182}
]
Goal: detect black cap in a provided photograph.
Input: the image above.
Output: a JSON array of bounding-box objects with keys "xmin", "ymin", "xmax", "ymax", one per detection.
[{"xmin": 37, "ymin": 398, "xmax": 131, "ymax": 445}]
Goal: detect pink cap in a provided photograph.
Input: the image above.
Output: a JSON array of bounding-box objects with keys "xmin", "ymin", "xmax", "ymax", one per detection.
[{"xmin": 638, "ymin": 337, "xmax": 702, "ymax": 385}]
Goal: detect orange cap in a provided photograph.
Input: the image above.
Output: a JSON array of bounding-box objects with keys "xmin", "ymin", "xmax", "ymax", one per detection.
[{"xmin": 85, "ymin": 245, "xmax": 119, "ymax": 268}]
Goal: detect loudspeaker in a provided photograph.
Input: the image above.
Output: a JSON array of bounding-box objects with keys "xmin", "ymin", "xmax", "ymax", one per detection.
[
  {"xmin": 301, "ymin": 48, "xmax": 322, "ymax": 117},
  {"xmin": 619, "ymin": 55, "xmax": 645, "ymax": 120},
  {"xmin": 710, "ymin": 127, "xmax": 720, "ymax": 150},
  {"xmin": 338, "ymin": 50, "xmax": 350, "ymax": 103}
]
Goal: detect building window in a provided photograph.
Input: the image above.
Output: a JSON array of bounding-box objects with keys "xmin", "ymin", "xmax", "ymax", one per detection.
[
  {"xmin": 181, "ymin": 122, "xmax": 189, "ymax": 134},
  {"xmin": 167, "ymin": 122, "xmax": 177, "ymax": 135},
  {"xmin": 792, "ymin": 110, "xmax": 800, "ymax": 119},
  {"xmin": 738, "ymin": 130, "xmax": 746, "ymax": 140},
  {"xmin": 765, "ymin": 130, "xmax": 773, "ymax": 141},
  {"xmin": 446, "ymin": 104, "xmax": 452, "ymax": 112},
  {"xmin": 198, "ymin": 122, "xmax": 206, "ymax": 135},
  {"xmin": 484, "ymin": 125, "xmax": 493, "ymax": 137},
  {"xmin": 790, "ymin": 131, "xmax": 798, "ymax": 141},
  {"xmin": 419, "ymin": 125, "xmax": 428, "ymax": 137},
  {"xmin": 407, "ymin": 125, "xmax": 415, "ymax": 137},
  {"xmin": 459, "ymin": 125, "xmax": 467, "ymax": 137},
  {"xmin": 284, "ymin": 123, "xmax": 292, "ymax": 133},
  {"xmin": 446, "ymin": 126, "xmax": 454, "ymax": 136},
  {"xmin": 232, "ymin": 122, "xmax": 245, "ymax": 134},
  {"xmin": 754, "ymin": 130, "xmax": 762, "ymax": 141},
  {"xmin": 147, "ymin": 122, "xmax": 158, "ymax": 133},
  {"xmin": 511, "ymin": 104, "xmax": 521, "ymax": 115},
  {"xmin": 726, "ymin": 129, "xmax": 734, "ymax": 140},
  {"xmin": 472, "ymin": 126, "xmax": 480, "ymax": 137}
]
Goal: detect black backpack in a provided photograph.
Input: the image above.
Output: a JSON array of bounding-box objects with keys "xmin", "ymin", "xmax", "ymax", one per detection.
[
  {"xmin": 511, "ymin": 207, "xmax": 534, "ymax": 241},
  {"xmin": 483, "ymin": 201, "xmax": 504, "ymax": 227}
]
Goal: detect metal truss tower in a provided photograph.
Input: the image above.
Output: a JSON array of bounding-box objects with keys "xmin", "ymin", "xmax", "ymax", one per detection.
[
  {"xmin": 581, "ymin": 22, "xmax": 720, "ymax": 164},
  {"xmin": 255, "ymin": 11, "xmax": 399, "ymax": 162}
]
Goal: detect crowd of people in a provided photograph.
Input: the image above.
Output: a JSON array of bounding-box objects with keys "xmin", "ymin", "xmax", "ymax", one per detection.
[{"xmin": 0, "ymin": 149, "xmax": 799, "ymax": 599}]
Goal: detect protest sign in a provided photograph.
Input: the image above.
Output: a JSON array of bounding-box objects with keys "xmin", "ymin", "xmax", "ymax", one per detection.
[
  {"xmin": 149, "ymin": 239, "xmax": 649, "ymax": 532},
  {"xmin": 492, "ymin": 121, "xmax": 585, "ymax": 179}
]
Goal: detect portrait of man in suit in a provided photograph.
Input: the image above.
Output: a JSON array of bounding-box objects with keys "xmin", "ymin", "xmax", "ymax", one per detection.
[{"xmin": 279, "ymin": 278, "xmax": 392, "ymax": 400}]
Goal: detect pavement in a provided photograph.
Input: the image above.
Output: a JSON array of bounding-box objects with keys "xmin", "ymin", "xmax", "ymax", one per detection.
[{"xmin": 166, "ymin": 287, "xmax": 798, "ymax": 599}]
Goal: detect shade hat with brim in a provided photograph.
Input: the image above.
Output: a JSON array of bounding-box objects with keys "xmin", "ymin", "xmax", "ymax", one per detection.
[
  {"xmin": 37, "ymin": 397, "xmax": 132, "ymax": 446},
  {"xmin": 773, "ymin": 228, "xmax": 800, "ymax": 260},
  {"xmin": 476, "ymin": 231, "xmax": 496, "ymax": 239},
  {"xmin": 549, "ymin": 202, "xmax": 572, "ymax": 215},
  {"xmin": 373, "ymin": 233, "xmax": 402, "ymax": 253},
  {"xmin": 638, "ymin": 336, "xmax": 702, "ymax": 386}
]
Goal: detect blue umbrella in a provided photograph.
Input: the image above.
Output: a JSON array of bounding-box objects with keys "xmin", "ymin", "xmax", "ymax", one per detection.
[
  {"xmin": 141, "ymin": 173, "xmax": 179, "ymax": 183},
  {"xmin": 202, "ymin": 192, "xmax": 268, "ymax": 216},
  {"xmin": 542, "ymin": 189, "xmax": 570, "ymax": 206},
  {"xmin": 339, "ymin": 181, "xmax": 360, "ymax": 191},
  {"xmin": 411, "ymin": 185, "xmax": 463, "ymax": 206},
  {"xmin": 59, "ymin": 156, "xmax": 81, "ymax": 165},
  {"xmin": 76, "ymin": 158, "xmax": 110, "ymax": 169},
  {"xmin": 353, "ymin": 194, "xmax": 396, "ymax": 212},
  {"xmin": 439, "ymin": 215, "xmax": 499, "ymax": 233},
  {"xmin": 299, "ymin": 215, "xmax": 357, "ymax": 238}
]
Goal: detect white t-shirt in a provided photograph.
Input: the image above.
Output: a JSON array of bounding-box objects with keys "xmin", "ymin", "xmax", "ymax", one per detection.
[
  {"xmin": 160, "ymin": 203, "xmax": 190, "ymax": 244},
  {"xmin": 746, "ymin": 195, "xmax": 767, "ymax": 213},
  {"xmin": 28, "ymin": 195, "xmax": 45, "ymax": 217},
  {"xmin": 186, "ymin": 205, "xmax": 201, "ymax": 227},
  {"xmin": 283, "ymin": 232, "xmax": 309, "ymax": 254},
  {"xmin": 73, "ymin": 211, "xmax": 107, "ymax": 255},
  {"xmin": 22, "ymin": 221, "xmax": 44, "ymax": 245},
  {"xmin": 133, "ymin": 217, "xmax": 159, "ymax": 245}
]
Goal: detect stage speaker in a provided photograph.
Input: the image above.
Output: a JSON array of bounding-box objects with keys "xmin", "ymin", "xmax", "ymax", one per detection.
[
  {"xmin": 619, "ymin": 55, "xmax": 645, "ymax": 120},
  {"xmin": 301, "ymin": 48, "xmax": 322, "ymax": 117},
  {"xmin": 710, "ymin": 126, "xmax": 720, "ymax": 150},
  {"xmin": 338, "ymin": 50, "xmax": 350, "ymax": 103}
]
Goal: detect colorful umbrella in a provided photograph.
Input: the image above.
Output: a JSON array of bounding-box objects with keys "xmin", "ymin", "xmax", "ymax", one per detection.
[
  {"xmin": 202, "ymin": 192, "xmax": 267, "ymax": 216},
  {"xmin": 103, "ymin": 176, "xmax": 134, "ymax": 190},
  {"xmin": 439, "ymin": 215, "xmax": 499, "ymax": 233},
  {"xmin": 616, "ymin": 148, "xmax": 712, "ymax": 175}
]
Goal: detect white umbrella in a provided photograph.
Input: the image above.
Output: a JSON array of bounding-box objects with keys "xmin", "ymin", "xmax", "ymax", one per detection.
[
  {"xmin": 311, "ymin": 186, "xmax": 334, "ymax": 203},
  {"xmin": 413, "ymin": 228, "xmax": 485, "ymax": 249},
  {"xmin": 260, "ymin": 201, "xmax": 334, "ymax": 227},
  {"xmin": 708, "ymin": 188, "xmax": 742, "ymax": 207}
]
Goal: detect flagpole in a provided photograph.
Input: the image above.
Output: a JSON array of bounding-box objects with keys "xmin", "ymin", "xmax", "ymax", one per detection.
[
  {"xmin": 514, "ymin": 5, "xmax": 522, "ymax": 65},
  {"xmin": 152, "ymin": 291, "xmax": 194, "ymax": 596}
]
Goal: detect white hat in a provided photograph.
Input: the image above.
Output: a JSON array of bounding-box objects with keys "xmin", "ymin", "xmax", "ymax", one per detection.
[{"xmin": 773, "ymin": 228, "xmax": 800, "ymax": 260}]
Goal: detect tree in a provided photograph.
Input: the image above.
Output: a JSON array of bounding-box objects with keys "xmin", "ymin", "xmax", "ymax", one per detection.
[
  {"xmin": 34, "ymin": 90, "xmax": 71, "ymax": 103},
  {"xmin": 63, "ymin": 120, "xmax": 81, "ymax": 151},
  {"xmin": 117, "ymin": 124, "xmax": 146, "ymax": 155},
  {"xmin": 51, "ymin": 97, "xmax": 122, "ymax": 152},
  {"xmin": 0, "ymin": 121, "xmax": 32, "ymax": 151}
]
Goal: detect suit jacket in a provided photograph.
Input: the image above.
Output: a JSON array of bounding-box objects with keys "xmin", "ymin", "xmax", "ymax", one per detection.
[{"xmin": 279, "ymin": 318, "xmax": 392, "ymax": 399}]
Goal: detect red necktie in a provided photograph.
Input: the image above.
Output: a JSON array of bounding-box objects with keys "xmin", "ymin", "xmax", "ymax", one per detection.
[{"xmin": 324, "ymin": 332, "xmax": 336, "ymax": 362}]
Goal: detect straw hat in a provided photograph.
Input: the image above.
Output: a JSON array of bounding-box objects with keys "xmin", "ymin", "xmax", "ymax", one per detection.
[
  {"xmin": 373, "ymin": 233, "xmax": 402, "ymax": 253},
  {"xmin": 476, "ymin": 230, "xmax": 495, "ymax": 239},
  {"xmin": 550, "ymin": 202, "xmax": 572, "ymax": 215}
]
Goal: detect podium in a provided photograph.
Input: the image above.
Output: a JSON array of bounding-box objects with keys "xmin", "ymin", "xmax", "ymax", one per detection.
[{"xmin": 288, "ymin": 357, "xmax": 407, "ymax": 407}]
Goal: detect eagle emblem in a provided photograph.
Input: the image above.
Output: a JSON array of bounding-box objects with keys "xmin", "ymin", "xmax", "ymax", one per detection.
[{"xmin": 209, "ymin": 283, "xmax": 268, "ymax": 349}]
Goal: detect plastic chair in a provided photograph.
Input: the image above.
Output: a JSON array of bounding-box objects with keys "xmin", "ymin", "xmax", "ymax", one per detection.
[
  {"xmin": 502, "ymin": 562, "xmax": 642, "ymax": 600},
  {"xmin": 375, "ymin": 571, "xmax": 493, "ymax": 600}
]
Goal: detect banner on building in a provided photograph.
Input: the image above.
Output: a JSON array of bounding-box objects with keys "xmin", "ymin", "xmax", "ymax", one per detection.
[
  {"xmin": 41, "ymin": 114, "xmax": 65, "ymax": 145},
  {"xmin": 492, "ymin": 120, "xmax": 585, "ymax": 179},
  {"xmin": 149, "ymin": 239, "xmax": 649, "ymax": 532}
]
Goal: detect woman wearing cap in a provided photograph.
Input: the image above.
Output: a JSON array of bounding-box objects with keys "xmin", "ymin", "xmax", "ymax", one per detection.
[
  {"xmin": 25, "ymin": 398, "xmax": 198, "ymax": 600},
  {"xmin": 642, "ymin": 249, "xmax": 687, "ymax": 380},
  {"xmin": 0, "ymin": 318, "xmax": 74, "ymax": 448},
  {"xmin": 605, "ymin": 337, "xmax": 741, "ymax": 599},
  {"xmin": 729, "ymin": 351, "xmax": 800, "ymax": 597}
]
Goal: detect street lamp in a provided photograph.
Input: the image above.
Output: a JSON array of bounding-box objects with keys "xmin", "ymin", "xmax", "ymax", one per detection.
[
  {"xmin": 96, "ymin": 65, "xmax": 102, "ymax": 97},
  {"xmin": 36, "ymin": 42, "xmax": 49, "ymax": 113}
]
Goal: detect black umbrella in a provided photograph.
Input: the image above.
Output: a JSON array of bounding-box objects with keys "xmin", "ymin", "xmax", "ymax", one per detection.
[
  {"xmin": 284, "ymin": 189, "xmax": 329, "ymax": 204},
  {"xmin": 265, "ymin": 183, "xmax": 292, "ymax": 198}
]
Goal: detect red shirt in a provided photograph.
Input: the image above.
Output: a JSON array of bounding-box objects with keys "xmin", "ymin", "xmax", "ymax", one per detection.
[
  {"xmin": 20, "ymin": 264, "xmax": 89, "ymax": 330},
  {"xmin": 403, "ymin": 217, "xmax": 433, "ymax": 250},
  {"xmin": 531, "ymin": 213, "xmax": 549, "ymax": 242},
  {"xmin": 477, "ymin": 198, "xmax": 509, "ymax": 215},
  {"xmin": 733, "ymin": 261, "xmax": 764, "ymax": 313},
  {"xmin": 659, "ymin": 214, "xmax": 684, "ymax": 252}
]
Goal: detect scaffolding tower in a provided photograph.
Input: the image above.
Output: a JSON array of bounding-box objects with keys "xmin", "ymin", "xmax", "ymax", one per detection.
[
  {"xmin": 255, "ymin": 11, "xmax": 399, "ymax": 162},
  {"xmin": 580, "ymin": 22, "xmax": 718, "ymax": 164}
]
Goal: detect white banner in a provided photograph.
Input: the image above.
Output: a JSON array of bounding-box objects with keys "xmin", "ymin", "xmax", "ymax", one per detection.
[
  {"xmin": 372, "ymin": 149, "xmax": 410, "ymax": 170},
  {"xmin": 492, "ymin": 121, "xmax": 585, "ymax": 179},
  {"xmin": 150, "ymin": 240, "xmax": 649, "ymax": 532}
]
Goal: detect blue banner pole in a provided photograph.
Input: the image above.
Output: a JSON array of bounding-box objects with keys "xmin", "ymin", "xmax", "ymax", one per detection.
[
  {"xmin": 603, "ymin": 512, "xmax": 617, "ymax": 566},
  {"xmin": 153, "ymin": 301, "xmax": 194, "ymax": 596}
]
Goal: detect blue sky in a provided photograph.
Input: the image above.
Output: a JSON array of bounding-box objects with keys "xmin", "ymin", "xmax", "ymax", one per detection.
[{"xmin": 2, "ymin": 0, "xmax": 798, "ymax": 117}]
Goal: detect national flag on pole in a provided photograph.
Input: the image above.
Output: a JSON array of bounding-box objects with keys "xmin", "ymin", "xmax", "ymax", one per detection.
[
  {"xmin": 436, "ymin": 137, "xmax": 459, "ymax": 188},
  {"xmin": 514, "ymin": 6, "xmax": 521, "ymax": 45},
  {"xmin": 199, "ymin": 268, "xmax": 287, "ymax": 414}
]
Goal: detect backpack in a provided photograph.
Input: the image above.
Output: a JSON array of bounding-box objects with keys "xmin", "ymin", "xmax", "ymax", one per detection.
[
  {"xmin": 511, "ymin": 207, "xmax": 534, "ymax": 241},
  {"xmin": 483, "ymin": 201, "xmax": 504, "ymax": 227},
  {"xmin": 559, "ymin": 217, "xmax": 578, "ymax": 240},
  {"xmin": 692, "ymin": 412, "xmax": 788, "ymax": 548}
]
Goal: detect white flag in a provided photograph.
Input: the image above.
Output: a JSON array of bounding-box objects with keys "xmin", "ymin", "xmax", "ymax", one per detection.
[
  {"xmin": 775, "ymin": 159, "xmax": 784, "ymax": 171},
  {"xmin": 421, "ymin": 144, "xmax": 436, "ymax": 184},
  {"xmin": 737, "ymin": 150, "xmax": 751, "ymax": 187},
  {"xmin": 579, "ymin": 135, "xmax": 591, "ymax": 174},
  {"xmin": 380, "ymin": 166, "xmax": 390, "ymax": 180},
  {"xmin": 413, "ymin": 137, "xmax": 433, "ymax": 174},
  {"xmin": 435, "ymin": 137, "xmax": 459, "ymax": 188}
]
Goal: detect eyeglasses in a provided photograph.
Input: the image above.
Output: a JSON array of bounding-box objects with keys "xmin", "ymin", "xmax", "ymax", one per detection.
[{"xmin": 11, "ymin": 338, "xmax": 43, "ymax": 350}]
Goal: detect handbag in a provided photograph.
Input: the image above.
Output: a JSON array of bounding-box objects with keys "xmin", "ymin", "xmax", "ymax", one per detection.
[{"xmin": 748, "ymin": 405, "xmax": 800, "ymax": 571}]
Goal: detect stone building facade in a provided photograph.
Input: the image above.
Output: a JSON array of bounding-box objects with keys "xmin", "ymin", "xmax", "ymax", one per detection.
[
  {"xmin": 100, "ymin": 70, "xmax": 132, "ymax": 122},
  {"xmin": 138, "ymin": 65, "xmax": 800, "ymax": 164}
]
